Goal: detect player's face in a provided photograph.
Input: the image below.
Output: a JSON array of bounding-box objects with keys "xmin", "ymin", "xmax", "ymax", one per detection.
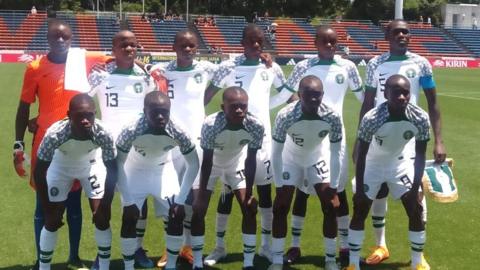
[
  {"xmin": 47, "ymin": 24, "xmax": 72, "ymax": 55},
  {"xmin": 299, "ymin": 88, "xmax": 323, "ymax": 115},
  {"xmin": 387, "ymin": 21, "xmax": 410, "ymax": 54},
  {"xmin": 145, "ymin": 102, "xmax": 170, "ymax": 130},
  {"xmin": 386, "ymin": 82, "xmax": 410, "ymax": 113},
  {"xmin": 113, "ymin": 34, "xmax": 137, "ymax": 65},
  {"xmin": 222, "ymin": 95, "xmax": 248, "ymax": 125},
  {"xmin": 68, "ymin": 103, "xmax": 96, "ymax": 138},
  {"xmin": 242, "ymin": 29, "xmax": 264, "ymax": 59},
  {"xmin": 174, "ymin": 33, "xmax": 198, "ymax": 65},
  {"xmin": 315, "ymin": 29, "xmax": 337, "ymax": 60}
]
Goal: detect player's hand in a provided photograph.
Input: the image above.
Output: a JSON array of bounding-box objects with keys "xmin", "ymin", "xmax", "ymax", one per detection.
[
  {"xmin": 13, "ymin": 141, "xmax": 29, "ymax": 178},
  {"xmin": 353, "ymin": 190, "xmax": 370, "ymax": 206},
  {"xmin": 27, "ymin": 117, "xmax": 38, "ymax": 134},
  {"xmin": 326, "ymin": 187, "xmax": 340, "ymax": 208},
  {"xmin": 169, "ymin": 203, "xmax": 185, "ymax": 221},
  {"xmin": 433, "ymin": 141, "xmax": 447, "ymax": 164},
  {"xmin": 260, "ymin": 53, "xmax": 273, "ymax": 68},
  {"xmin": 244, "ymin": 195, "xmax": 258, "ymax": 215}
]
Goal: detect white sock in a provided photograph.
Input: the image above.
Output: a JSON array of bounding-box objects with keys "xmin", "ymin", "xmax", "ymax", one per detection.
[
  {"xmin": 271, "ymin": 237, "xmax": 285, "ymax": 265},
  {"xmin": 191, "ymin": 235, "xmax": 204, "ymax": 268},
  {"xmin": 183, "ymin": 204, "xmax": 193, "ymax": 246},
  {"xmin": 409, "ymin": 230, "xmax": 426, "ymax": 267},
  {"xmin": 371, "ymin": 197, "xmax": 387, "ymax": 247},
  {"xmin": 39, "ymin": 227, "xmax": 58, "ymax": 270},
  {"xmin": 348, "ymin": 229, "xmax": 365, "ymax": 269},
  {"xmin": 242, "ymin": 233, "xmax": 256, "ymax": 267},
  {"xmin": 121, "ymin": 237, "xmax": 137, "ymax": 270},
  {"xmin": 95, "ymin": 227, "xmax": 112, "ymax": 270},
  {"xmin": 337, "ymin": 215, "xmax": 350, "ymax": 250},
  {"xmin": 136, "ymin": 219, "xmax": 146, "ymax": 250},
  {"xmin": 259, "ymin": 207, "xmax": 273, "ymax": 248},
  {"xmin": 421, "ymin": 195, "xmax": 428, "ymax": 224},
  {"xmin": 165, "ymin": 234, "xmax": 183, "ymax": 269},
  {"xmin": 291, "ymin": 215, "xmax": 305, "ymax": 248},
  {"xmin": 324, "ymin": 237, "xmax": 337, "ymax": 262},
  {"xmin": 215, "ymin": 213, "xmax": 229, "ymax": 249}
]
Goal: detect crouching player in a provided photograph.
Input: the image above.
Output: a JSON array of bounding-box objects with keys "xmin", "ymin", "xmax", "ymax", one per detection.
[
  {"xmin": 115, "ymin": 91, "xmax": 199, "ymax": 270},
  {"xmin": 269, "ymin": 75, "xmax": 342, "ymax": 270},
  {"xmin": 34, "ymin": 94, "xmax": 117, "ymax": 270},
  {"xmin": 191, "ymin": 87, "xmax": 264, "ymax": 270},
  {"xmin": 346, "ymin": 75, "xmax": 430, "ymax": 270}
]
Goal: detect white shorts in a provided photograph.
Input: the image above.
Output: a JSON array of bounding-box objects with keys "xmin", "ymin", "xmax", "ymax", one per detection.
[
  {"xmin": 46, "ymin": 160, "xmax": 106, "ymax": 202},
  {"xmin": 205, "ymin": 162, "xmax": 246, "ymax": 191},
  {"xmin": 362, "ymin": 160, "xmax": 415, "ymax": 200},
  {"xmin": 279, "ymin": 157, "xmax": 330, "ymax": 189},
  {"xmin": 298, "ymin": 138, "xmax": 348, "ymax": 194},
  {"xmin": 247, "ymin": 143, "xmax": 273, "ymax": 186},
  {"xmin": 122, "ymin": 160, "xmax": 179, "ymax": 219}
]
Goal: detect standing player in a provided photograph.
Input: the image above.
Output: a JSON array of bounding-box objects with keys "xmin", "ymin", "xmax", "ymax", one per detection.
[
  {"xmin": 34, "ymin": 94, "xmax": 117, "ymax": 270},
  {"xmin": 357, "ymin": 19, "xmax": 446, "ymax": 265},
  {"xmin": 347, "ymin": 75, "xmax": 430, "ymax": 270},
  {"xmin": 191, "ymin": 87, "xmax": 264, "ymax": 270},
  {"xmin": 148, "ymin": 29, "xmax": 218, "ymax": 267},
  {"xmin": 203, "ymin": 23, "xmax": 291, "ymax": 265},
  {"xmin": 14, "ymin": 19, "xmax": 110, "ymax": 270},
  {"xmin": 115, "ymin": 91, "xmax": 199, "ymax": 270},
  {"xmin": 88, "ymin": 30, "xmax": 157, "ymax": 269},
  {"xmin": 269, "ymin": 75, "xmax": 342, "ymax": 270},
  {"xmin": 282, "ymin": 26, "xmax": 364, "ymax": 264}
]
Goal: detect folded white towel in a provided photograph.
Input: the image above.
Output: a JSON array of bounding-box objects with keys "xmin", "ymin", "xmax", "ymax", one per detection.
[{"xmin": 64, "ymin": 48, "xmax": 90, "ymax": 93}]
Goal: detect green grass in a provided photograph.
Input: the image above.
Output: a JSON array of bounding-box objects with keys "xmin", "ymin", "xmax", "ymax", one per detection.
[{"xmin": 0, "ymin": 64, "xmax": 478, "ymax": 270}]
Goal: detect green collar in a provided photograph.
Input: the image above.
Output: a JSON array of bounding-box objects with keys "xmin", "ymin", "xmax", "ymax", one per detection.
[
  {"xmin": 387, "ymin": 113, "xmax": 408, "ymax": 122},
  {"xmin": 176, "ymin": 64, "xmax": 194, "ymax": 71},
  {"xmin": 112, "ymin": 67, "xmax": 135, "ymax": 75},
  {"xmin": 225, "ymin": 122, "xmax": 244, "ymax": 130},
  {"xmin": 300, "ymin": 113, "xmax": 321, "ymax": 120},
  {"xmin": 241, "ymin": 58, "xmax": 260, "ymax": 66},
  {"xmin": 387, "ymin": 54, "xmax": 409, "ymax": 61},
  {"xmin": 315, "ymin": 59, "xmax": 336, "ymax": 65}
]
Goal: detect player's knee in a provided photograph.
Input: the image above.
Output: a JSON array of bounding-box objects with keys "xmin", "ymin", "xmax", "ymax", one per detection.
[
  {"xmin": 257, "ymin": 184, "xmax": 272, "ymax": 206},
  {"xmin": 44, "ymin": 218, "xmax": 63, "ymax": 231},
  {"xmin": 273, "ymin": 201, "xmax": 289, "ymax": 217}
]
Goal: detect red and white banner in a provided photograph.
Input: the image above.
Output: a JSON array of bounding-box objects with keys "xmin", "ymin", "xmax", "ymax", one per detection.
[
  {"xmin": 428, "ymin": 57, "xmax": 480, "ymax": 68},
  {"xmin": 0, "ymin": 52, "xmax": 44, "ymax": 63}
]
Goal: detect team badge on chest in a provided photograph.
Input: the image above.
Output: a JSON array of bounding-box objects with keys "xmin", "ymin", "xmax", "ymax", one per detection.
[{"xmin": 335, "ymin": 73, "xmax": 345, "ymax": 84}]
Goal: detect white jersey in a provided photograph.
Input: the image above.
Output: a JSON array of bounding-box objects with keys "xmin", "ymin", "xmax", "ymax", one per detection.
[
  {"xmin": 272, "ymin": 101, "xmax": 342, "ymax": 165},
  {"xmin": 153, "ymin": 60, "xmax": 218, "ymax": 140},
  {"xmin": 365, "ymin": 51, "xmax": 436, "ymax": 106},
  {"xmin": 201, "ymin": 111, "xmax": 264, "ymax": 168},
  {"xmin": 88, "ymin": 62, "xmax": 155, "ymax": 138},
  {"xmin": 285, "ymin": 55, "xmax": 363, "ymax": 117},
  {"xmin": 211, "ymin": 55, "xmax": 287, "ymax": 140},
  {"xmin": 116, "ymin": 115, "xmax": 195, "ymax": 166},
  {"xmin": 37, "ymin": 119, "xmax": 116, "ymax": 166},
  {"xmin": 358, "ymin": 102, "xmax": 430, "ymax": 164}
]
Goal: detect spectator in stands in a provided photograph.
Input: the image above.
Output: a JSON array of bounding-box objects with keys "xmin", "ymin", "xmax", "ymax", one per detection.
[
  {"xmin": 473, "ymin": 17, "xmax": 478, "ymax": 30},
  {"xmin": 268, "ymin": 22, "xmax": 277, "ymax": 41},
  {"xmin": 209, "ymin": 16, "xmax": 216, "ymax": 26},
  {"xmin": 343, "ymin": 45, "xmax": 350, "ymax": 57},
  {"xmin": 31, "ymin": 6, "xmax": 37, "ymax": 15},
  {"xmin": 141, "ymin": 13, "xmax": 148, "ymax": 22},
  {"xmin": 419, "ymin": 15, "xmax": 423, "ymax": 23},
  {"xmin": 306, "ymin": 16, "xmax": 312, "ymax": 23},
  {"xmin": 427, "ymin": 17, "xmax": 432, "ymax": 25},
  {"xmin": 372, "ymin": 40, "xmax": 378, "ymax": 50},
  {"xmin": 346, "ymin": 34, "xmax": 351, "ymax": 42},
  {"xmin": 113, "ymin": 14, "xmax": 120, "ymax": 26},
  {"xmin": 253, "ymin": 11, "xmax": 258, "ymax": 23},
  {"xmin": 263, "ymin": 10, "xmax": 270, "ymax": 21}
]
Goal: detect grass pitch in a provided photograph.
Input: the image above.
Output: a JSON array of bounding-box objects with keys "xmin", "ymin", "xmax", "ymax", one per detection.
[{"xmin": 0, "ymin": 64, "xmax": 478, "ymax": 270}]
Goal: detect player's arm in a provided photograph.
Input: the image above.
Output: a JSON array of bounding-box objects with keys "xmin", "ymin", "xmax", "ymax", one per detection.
[
  {"xmin": 33, "ymin": 159, "xmax": 51, "ymax": 208},
  {"xmin": 177, "ymin": 149, "xmax": 200, "ymax": 205},
  {"xmin": 204, "ymin": 84, "xmax": 221, "ymax": 106},
  {"xmin": 102, "ymin": 159, "xmax": 118, "ymax": 205},
  {"xmin": 269, "ymin": 87, "xmax": 295, "ymax": 109},
  {"xmin": 355, "ymin": 139, "xmax": 370, "ymax": 196},
  {"xmin": 13, "ymin": 101, "xmax": 31, "ymax": 177},
  {"xmin": 353, "ymin": 90, "xmax": 375, "ymax": 163},
  {"xmin": 271, "ymin": 140, "xmax": 285, "ymax": 188},
  {"xmin": 244, "ymin": 148, "xmax": 258, "ymax": 198},
  {"xmin": 198, "ymin": 149, "xmax": 214, "ymax": 191},
  {"xmin": 423, "ymin": 89, "xmax": 446, "ymax": 163},
  {"xmin": 115, "ymin": 150, "xmax": 133, "ymax": 204},
  {"xmin": 412, "ymin": 140, "xmax": 428, "ymax": 194}
]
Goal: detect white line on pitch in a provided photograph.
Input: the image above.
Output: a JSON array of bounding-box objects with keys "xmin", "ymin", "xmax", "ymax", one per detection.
[{"xmin": 438, "ymin": 93, "xmax": 480, "ymax": 101}]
